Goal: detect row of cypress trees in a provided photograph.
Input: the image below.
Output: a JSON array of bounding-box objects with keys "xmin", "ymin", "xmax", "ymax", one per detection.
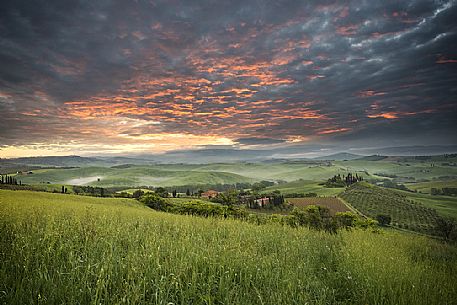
[{"xmin": 0, "ymin": 175, "xmax": 21, "ymax": 185}]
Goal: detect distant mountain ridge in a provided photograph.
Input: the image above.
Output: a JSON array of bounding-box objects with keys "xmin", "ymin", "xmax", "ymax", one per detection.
[
  {"xmin": 2, "ymin": 144, "xmax": 456, "ymax": 165},
  {"xmin": 313, "ymin": 152, "xmax": 362, "ymax": 161}
]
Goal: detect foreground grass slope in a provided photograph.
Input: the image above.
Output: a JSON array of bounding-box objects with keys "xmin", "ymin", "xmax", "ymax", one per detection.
[{"xmin": 1, "ymin": 190, "xmax": 457, "ymax": 304}]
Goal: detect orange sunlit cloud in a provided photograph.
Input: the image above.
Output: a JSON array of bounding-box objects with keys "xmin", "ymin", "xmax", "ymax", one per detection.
[
  {"xmin": 436, "ymin": 55, "xmax": 457, "ymax": 64},
  {"xmin": 0, "ymin": 1, "xmax": 454, "ymax": 158},
  {"xmin": 357, "ymin": 90, "xmax": 387, "ymax": 97},
  {"xmin": 318, "ymin": 128, "xmax": 351, "ymax": 135},
  {"xmin": 336, "ymin": 24, "xmax": 358, "ymax": 36}
]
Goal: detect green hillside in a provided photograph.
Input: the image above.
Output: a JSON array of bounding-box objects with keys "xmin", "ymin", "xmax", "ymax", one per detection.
[
  {"xmin": 393, "ymin": 189, "xmax": 457, "ymax": 219},
  {"xmin": 14, "ymin": 166, "xmax": 255, "ymax": 187},
  {"xmin": 9, "ymin": 159, "xmax": 457, "ymax": 190},
  {"xmin": 406, "ymin": 180, "xmax": 457, "ymax": 193},
  {"xmin": 262, "ymin": 179, "xmax": 344, "ymax": 196},
  {"xmin": 340, "ymin": 182, "xmax": 442, "ymax": 235},
  {"xmin": 1, "ymin": 190, "xmax": 457, "ymax": 304}
]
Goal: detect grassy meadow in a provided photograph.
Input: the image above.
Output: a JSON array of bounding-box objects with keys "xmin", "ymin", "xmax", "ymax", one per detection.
[{"xmin": 1, "ymin": 189, "xmax": 457, "ymax": 304}]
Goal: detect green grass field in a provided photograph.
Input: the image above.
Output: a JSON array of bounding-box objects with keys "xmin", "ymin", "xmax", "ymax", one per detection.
[{"xmin": 1, "ymin": 189, "xmax": 457, "ymax": 304}]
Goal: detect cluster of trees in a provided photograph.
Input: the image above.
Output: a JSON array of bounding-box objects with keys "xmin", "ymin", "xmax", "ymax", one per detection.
[
  {"xmin": 140, "ymin": 193, "xmax": 378, "ymax": 234},
  {"xmin": 210, "ymin": 190, "xmax": 239, "ymax": 205},
  {"xmin": 159, "ymin": 182, "xmax": 254, "ymax": 194},
  {"xmin": 140, "ymin": 193, "xmax": 246, "ymax": 218},
  {"xmin": 431, "ymin": 187, "xmax": 457, "ymax": 196},
  {"xmin": 0, "ymin": 175, "xmax": 21, "ymax": 185},
  {"xmin": 251, "ymin": 180, "xmax": 275, "ymax": 191},
  {"xmin": 131, "ymin": 181, "xmax": 279, "ymax": 199},
  {"xmin": 283, "ymin": 192, "xmax": 317, "ymax": 198},
  {"xmin": 209, "ymin": 189, "xmax": 287, "ymax": 209},
  {"xmin": 73, "ymin": 185, "xmax": 107, "ymax": 197},
  {"xmin": 325, "ymin": 173, "xmax": 363, "ymax": 188}
]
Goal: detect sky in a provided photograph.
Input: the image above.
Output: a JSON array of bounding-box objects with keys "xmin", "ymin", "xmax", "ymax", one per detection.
[{"xmin": 0, "ymin": 0, "xmax": 456, "ymax": 158}]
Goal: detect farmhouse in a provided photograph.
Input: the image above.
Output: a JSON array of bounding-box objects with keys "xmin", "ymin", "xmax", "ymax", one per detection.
[
  {"xmin": 201, "ymin": 190, "xmax": 219, "ymax": 199},
  {"xmin": 254, "ymin": 197, "xmax": 270, "ymax": 207}
]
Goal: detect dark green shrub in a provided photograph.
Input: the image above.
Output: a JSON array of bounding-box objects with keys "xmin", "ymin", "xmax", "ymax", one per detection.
[
  {"xmin": 435, "ymin": 217, "xmax": 457, "ymax": 241},
  {"xmin": 140, "ymin": 193, "xmax": 169, "ymax": 210},
  {"xmin": 132, "ymin": 189, "xmax": 144, "ymax": 199},
  {"xmin": 376, "ymin": 214, "xmax": 392, "ymax": 227},
  {"xmin": 335, "ymin": 212, "xmax": 358, "ymax": 229}
]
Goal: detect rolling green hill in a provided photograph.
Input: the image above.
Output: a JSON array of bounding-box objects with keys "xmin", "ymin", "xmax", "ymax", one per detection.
[
  {"xmin": 14, "ymin": 166, "xmax": 255, "ymax": 187},
  {"xmin": 340, "ymin": 182, "xmax": 442, "ymax": 235},
  {"xmin": 9, "ymin": 159, "xmax": 457, "ymax": 191},
  {"xmin": 1, "ymin": 189, "xmax": 456, "ymax": 304}
]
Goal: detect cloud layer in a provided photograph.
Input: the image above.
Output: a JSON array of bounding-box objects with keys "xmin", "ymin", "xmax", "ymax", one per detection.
[{"xmin": 0, "ymin": 0, "xmax": 456, "ymax": 156}]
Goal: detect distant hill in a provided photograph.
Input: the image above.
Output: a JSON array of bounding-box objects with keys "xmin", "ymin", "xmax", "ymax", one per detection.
[
  {"xmin": 357, "ymin": 145, "xmax": 457, "ymax": 156},
  {"xmin": 1, "ymin": 155, "xmax": 101, "ymax": 167},
  {"xmin": 356, "ymin": 155, "xmax": 388, "ymax": 161},
  {"xmin": 313, "ymin": 152, "xmax": 362, "ymax": 161},
  {"xmin": 0, "ymin": 155, "xmax": 107, "ymax": 173}
]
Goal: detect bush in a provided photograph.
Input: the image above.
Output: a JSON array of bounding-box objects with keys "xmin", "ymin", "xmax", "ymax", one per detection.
[
  {"xmin": 354, "ymin": 217, "xmax": 379, "ymax": 231},
  {"xmin": 435, "ymin": 217, "xmax": 457, "ymax": 241},
  {"xmin": 140, "ymin": 193, "xmax": 169, "ymax": 210},
  {"xmin": 142, "ymin": 196, "xmax": 247, "ymax": 219},
  {"xmin": 335, "ymin": 212, "xmax": 358, "ymax": 229},
  {"xmin": 154, "ymin": 187, "xmax": 169, "ymax": 198},
  {"xmin": 376, "ymin": 214, "xmax": 392, "ymax": 227},
  {"xmin": 132, "ymin": 189, "xmax": 144, "ymax": 199},
  {"xmin": 291, "ymin": 205, "xmax": 337, "ymax": 233}
]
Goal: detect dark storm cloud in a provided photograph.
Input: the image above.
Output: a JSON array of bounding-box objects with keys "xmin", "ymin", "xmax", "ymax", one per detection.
[{"xmin": 0, "ymin": 0, "xmax": 456, "ymax": 154}]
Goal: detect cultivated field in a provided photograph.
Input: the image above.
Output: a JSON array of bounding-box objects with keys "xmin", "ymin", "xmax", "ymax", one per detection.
[
  {"xmin": 1, "ymin": 190, "xmax": 457, "ymax": 304},
  {"xmin": 287, "ymin": 197, "xmax": 350, "ymax": 215},
  {"xmin": 397, "ymin": 189, "xmax": 457, "ymax": 219},
  {"xmin": 340, "ymin": 182, "xmax": 442, "ymax": 235}
]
